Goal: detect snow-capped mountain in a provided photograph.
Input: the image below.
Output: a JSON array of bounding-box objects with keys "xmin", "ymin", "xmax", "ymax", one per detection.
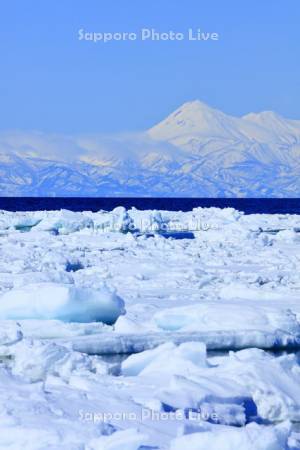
[{"xmin": 1, "ymin": 100, "xmax": 300, "ymax": 197}]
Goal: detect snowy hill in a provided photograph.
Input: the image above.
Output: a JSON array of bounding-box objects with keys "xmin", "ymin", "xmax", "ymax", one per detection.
[{"xmin": 1, "ymin": 100, "xmax": 300, "ymax": 197}]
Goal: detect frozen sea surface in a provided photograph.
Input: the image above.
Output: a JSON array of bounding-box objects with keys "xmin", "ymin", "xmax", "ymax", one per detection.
[{"xmin": 0, "ymin": 206, "xmax": 300, "ymax": 449}]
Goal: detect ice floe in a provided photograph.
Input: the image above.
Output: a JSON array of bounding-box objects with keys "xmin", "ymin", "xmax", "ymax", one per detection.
[
  {"xmin": 0, "ymin": 283, "xmax": 125, "ymax": 323},
  {"xmin": 0, "ymin": 206, "xmax": 299, "ymax": 448}
]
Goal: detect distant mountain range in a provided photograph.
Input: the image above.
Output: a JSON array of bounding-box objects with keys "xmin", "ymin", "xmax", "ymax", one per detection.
[{"xmin": 1, "ymin": 100, "xmax": 300, "ymax": 197}]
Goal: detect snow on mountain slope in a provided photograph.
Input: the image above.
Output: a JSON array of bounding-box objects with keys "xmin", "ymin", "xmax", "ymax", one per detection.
[
  {"xmin": 149, "ymin": 100, "xmax": 244, "ymax": 141},
  {"xmin": 243, "ymin": 111, "xmax": 300, "ymax": 144},
  {"xmin": 148, "ymin": 100, "xmax": 279, "ymax": 145},
  {"xmin": 0, "ymin": 100, "xmax": 300, "ymax": 197}
]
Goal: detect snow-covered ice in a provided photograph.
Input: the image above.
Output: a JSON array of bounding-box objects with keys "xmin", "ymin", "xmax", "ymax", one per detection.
[
  {"xmin": 170, "ymin": 421, "xmax": 291, "ymax": 450},
  {"xmin": 0, "ymin": 206, "xmax": 300, "ymax": 448},
  {"xmin": 0, "ymin": 283, "xmax": 125, "ymax": 323}
]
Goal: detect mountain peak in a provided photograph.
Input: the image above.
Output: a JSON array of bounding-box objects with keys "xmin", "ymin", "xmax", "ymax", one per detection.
[
  {"xmin": 242, "ymin": 110, "xmax": 300, "ymax": 142},
  {"xmin": 176, "ymin": 99, "xmax": 215, "ymax": 113},
  {"xmin": 148, "ymin": 99, "xmax": 239, "ymax": 142},
  {"xmin": 243, "ymin": 110, "xmax": 283, "ymax": 123},
  {"xmin": 166, "ymin": 100, "xmax": 224, "ymax": 123}
]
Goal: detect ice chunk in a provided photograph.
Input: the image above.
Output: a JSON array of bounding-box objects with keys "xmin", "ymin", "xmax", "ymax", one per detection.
[
  {"xmin": 158, "ymin": 347, "xmax": 300, "ymax": 423},
  {"xmin": 111, "ymin": 207, "xmax": 135, "ymax": 232},
  {"xmin": 34, "ymin": 209, "xmax": 93, "ymax": 234},
  {"xmin": 0, "ymin": 283, "xmax": 125, "ymax": 324},
  {"xmin": 69, "ymin": 329, "xmax": 300, "ymax": 356},
  {"xmin": 170, "ymin": 421, "xmax": 290, "ymax": 450},
  {"xmin": 0, "ymin": 211, "xmax": 42, "ymax": 231},
  {"xmin": 224, "ymin": 348, "xmax": 300, "ymax": 422},
  {"xmin": 153, "ymin": 303, "xmax": 300, "ymax": 335},
  {"xmin": 92, "ymin": 207, "xmax": 135, "ymax": 233},
  {"xmin": 87, "ymin": 428, "xmax": 148, "ymax": 450},
  {"xmin": 0, "ymin": 321, "xmax": 23, "ymax": 345},
  {"xmin": 114, "ymin": 316, "xmax": 146, "ymax": 334},
  {"xmin": 122, "ymin": 342, "xmax": 176, "ymax": 376},
  {"xmin": 0, "ymin": 338, "xmax": 109, "ymax": 382},
  {"xmin": 122, "ymin": 342, "xmax": 207, "ymax": 377},
  {"xmin": 18, "ymin": 319, "xmax": 108, "ymax": 339},
  {"xmin": 127, "ymin": 208, "xmax": 171, "ymax": 232}
]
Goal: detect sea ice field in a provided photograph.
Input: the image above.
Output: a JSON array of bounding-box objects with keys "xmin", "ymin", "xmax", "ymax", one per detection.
[{"xmin": 0, "ymin": 206, "xmax": 300, "ymax": 449}]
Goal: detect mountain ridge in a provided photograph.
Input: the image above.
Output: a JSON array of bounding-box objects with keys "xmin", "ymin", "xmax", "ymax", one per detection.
[{"xmin": 0, "ymin": 100, "xmax": 300, "ymax": 197}]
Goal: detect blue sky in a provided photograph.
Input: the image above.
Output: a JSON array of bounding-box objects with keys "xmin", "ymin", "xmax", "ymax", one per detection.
[{"xmin": 0, "ymin": 0, "xmax": 299, "ymax": 133}]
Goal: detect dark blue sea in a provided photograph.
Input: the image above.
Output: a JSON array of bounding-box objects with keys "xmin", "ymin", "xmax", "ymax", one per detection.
[{"xmin": 0, "ymin": 198, "xmax": 300, "ymax": 215}]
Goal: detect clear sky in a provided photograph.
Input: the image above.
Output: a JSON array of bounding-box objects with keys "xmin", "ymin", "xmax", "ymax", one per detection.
[{"xmin": 0, "ymin": 0, "xmax": 299, "ymax": 133}]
